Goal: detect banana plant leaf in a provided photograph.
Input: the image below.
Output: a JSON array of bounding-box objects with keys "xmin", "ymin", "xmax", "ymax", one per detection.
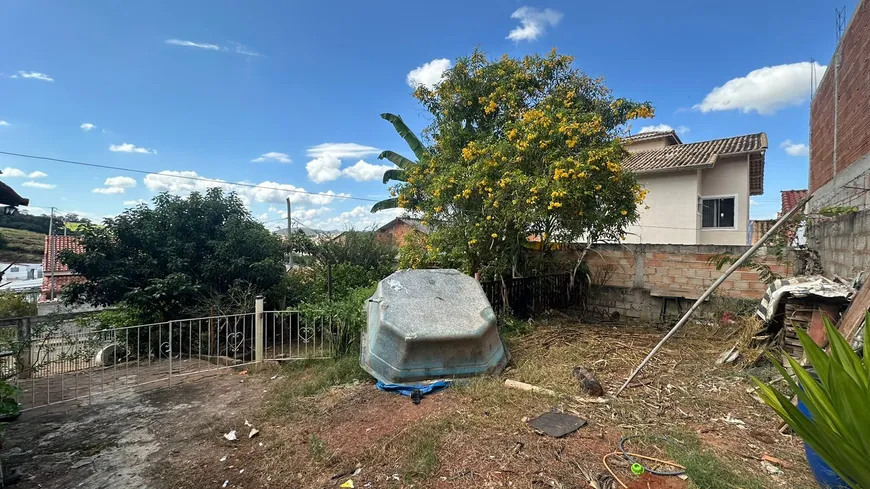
[
  {"xmin": 380, "ymin": 113, "xmax": 427, "ymax": 161},
  {"xmin": 381, "ymin": 169, "xmax": 407, "ymax": 184},
  {"xmin": 378, "ymin": 150, "xmax": 416, "ymax": 170},
  {"xmin": 370, "ymin": 197, "xmax": 399, "ymax": 213}
]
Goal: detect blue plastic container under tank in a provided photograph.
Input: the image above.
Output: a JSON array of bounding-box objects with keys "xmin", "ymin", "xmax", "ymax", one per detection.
[{"xmin": 360, "ymin": 269, "xmax": 509, "ymax": 384}]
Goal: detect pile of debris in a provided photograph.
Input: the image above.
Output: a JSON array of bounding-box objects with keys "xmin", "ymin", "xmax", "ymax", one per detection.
[{"xmin": 750, "ymin": 274, "xmax": 862, "ymax": 360}]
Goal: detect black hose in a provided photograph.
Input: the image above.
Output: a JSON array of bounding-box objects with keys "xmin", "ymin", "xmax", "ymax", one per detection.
[{"xmin": 618, "ymin": 435, "xmax": 686, "ymax": 476}]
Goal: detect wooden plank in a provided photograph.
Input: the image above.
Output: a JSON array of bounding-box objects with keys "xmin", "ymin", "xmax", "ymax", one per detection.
[{"xmin": 838, "ymin": 281, "xmax": 870, "ymax": 343}]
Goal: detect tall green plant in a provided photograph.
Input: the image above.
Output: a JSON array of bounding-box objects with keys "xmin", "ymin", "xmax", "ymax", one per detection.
[
  {"xmin": 752, "ymin": 315, "xmax": 869, "ymax": 488},
  {"xmin": 370, "ymin": 113, "xmax": 428, "ymax": 213}
]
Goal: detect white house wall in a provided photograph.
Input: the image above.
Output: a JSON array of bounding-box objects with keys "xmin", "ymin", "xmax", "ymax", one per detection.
[
  {"xmin": 623, "ymin": 154, "xmax": 752, "ymax": 245},
  {"xmin": 698, "ymin": 154, "xmax": 750, "ymax": 245},
  {"xmin": 623, "ymin": 171, "xmax": 700, "ymax": 244}
]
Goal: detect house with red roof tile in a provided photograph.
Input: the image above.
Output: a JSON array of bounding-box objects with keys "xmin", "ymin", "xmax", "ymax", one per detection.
[
  {"xmin": 40, "ymin": 235, "xmax": 85, "ymax": 302},
  {"xmin": 619, "ymin": 130, "xmax": 768, "ymax": 245}
]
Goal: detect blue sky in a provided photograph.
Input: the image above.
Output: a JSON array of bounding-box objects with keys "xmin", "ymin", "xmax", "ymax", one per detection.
[{"xmin": 0, "ymin": 0, "xmax": 855, "ymax": 230}]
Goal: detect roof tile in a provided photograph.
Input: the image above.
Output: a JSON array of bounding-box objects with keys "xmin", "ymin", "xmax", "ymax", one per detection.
[{"xmin": 622, "ymin": 133, "xmax": 768, "ymax": 173}]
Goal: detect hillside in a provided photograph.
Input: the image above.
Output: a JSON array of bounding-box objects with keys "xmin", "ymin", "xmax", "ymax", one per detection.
[{"xmin": 0, "ymin": 227, "xmax": 45, "ymax": 263}]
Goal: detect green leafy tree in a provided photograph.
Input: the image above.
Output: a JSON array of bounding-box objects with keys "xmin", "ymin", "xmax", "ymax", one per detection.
[
  {"xmin": 60, "ymin": 189, "xmax": 286, "ymax": 321},
  {"xmin": 0, "ymin": 293, "xmax": 37, "ymax": 318},
  {"xmin": 381, "ymin": 49, "xmax": 653, "ymax": 279}
]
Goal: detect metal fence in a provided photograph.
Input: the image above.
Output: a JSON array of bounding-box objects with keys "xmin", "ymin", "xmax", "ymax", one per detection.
[
  {"xmin": 480, "ymin": 272, "xmax": 585, "ymax": 318},
  {"xmin": 1, "ymin": 299, "xmax": 346, "ymax": 411}
]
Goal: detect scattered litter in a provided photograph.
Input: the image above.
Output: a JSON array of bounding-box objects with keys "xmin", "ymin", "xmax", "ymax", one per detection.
[
  {"xmin": 222, "ymin": 481, "xmax": 229, "ymax": 488},
  {"xmin": 239, "ymin": 469, "xmax": 244, "ymax": 474},
  {"xmin": 761, "ymin": 460, "xmax": 783, "ymax": 476},
  {"xmin": 219, "ymin": 455, "xmax": 227, "ymax": 462},
  {"xmin": 248, "ymin": 428, "xmax": 259, "ymax": 438},
  {"xmin": 572, "ymin": 366, "xmax": 604, "ymax": 397},
  {"xmin": 526, "ymin": 411, "xmax": 587, "ymax": 438},
  {"xmin": 244, "ymin": 419, "xmax": 252, "ymax": 427},
  {"xmin": 270, "ymin": 375, "xmax": 278, "ymax": 380},
  {"xmin": 239, "ymin": 370, "xmax": 248, "ymax": 375},
  {"xmin": 716, "ymin": 413, "xmax": 746, "ymax": 428},
  {"xmin": 258, "ymin": 442, "xmax": 263, "ymax": 447},
  {"xmin": 505, "ymin": 379, "xmax": 607, "ymax": 403},
  {"xmin": 223, "ymin": 430, "xmax": 237, "ymax": 441},
  {"xmin": 761, "ymin": 455, "xmax": 793, "ymax": 469},
  {"xmin": 715, "ymin": 343, "xmax": 740, "ymax": 364},
  {"xmin": 339, "ymin": 480, "xmax": 355, "ymax": 488}
]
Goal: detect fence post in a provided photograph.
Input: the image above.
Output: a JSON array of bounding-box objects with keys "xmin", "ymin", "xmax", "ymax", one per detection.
[
  {"xmin": 255, "ymin": 296, "xmax": 264, "ymax": 366},
  {"xmin": 168, "ymin": 321, "xmax": 173, "ymax": 388},
  {"xmin": 17, "ymin": 317, "xmax": 32, "ymax": 380}
]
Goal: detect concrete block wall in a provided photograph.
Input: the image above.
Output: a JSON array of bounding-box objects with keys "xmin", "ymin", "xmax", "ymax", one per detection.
[
  {"xmin": 807, "ymin": 209, "xmax": 870, "ymax": 278},
  {"xmin": 581, "ymin": 244, "xmax": 790, "ymax": 321}
]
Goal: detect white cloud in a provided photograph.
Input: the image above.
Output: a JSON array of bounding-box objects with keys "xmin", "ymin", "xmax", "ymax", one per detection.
[
  {"xmin": 104, "ymin": 176, "xmax": 137, "ymax": 188},
  {"xmin": 109, "ymin": 143, "xmax": 157, "ymax": 155},
  {"xmin": 166, "ymin": 39, "xmax": 262, "ymax": 57},
  {"xmin": 507, "ymin": 7, "xmax": 564, "ymax": 42},
  {"xmin": 143, "ymin": 170, "xmax": 348, "ymax": 206},
  {"xmin": 1, "ymin": 168, "xmax": 27, "ymax": 178},
  {"xmin": 22, "ymin": 181, "xmax": 56, "ymax": 189},
  {"xmin": 123, "ymin": 199, "xmax": 148, "ymax": 206},
  {"xmin": 1, "ymin": 167, "xmax": 47, "ymax": 178},
  {"xmin": 165, "ymin": 39, "xmax": 221, "ymax": 51},
  {"xmin": 80, "ymin": 122, "xmax": 96, "ymax": 131},
  {"xmin": 309, "ymin": 206, "xmax": 404, "ymax": 231},
  {"xmin": 306, "ymin": 155, "xmax": 343, "ymax": 183},
  {"xmin": 94, "ymin": 175, "xmax": 137, "ymax": 194},
  {"xmin": 407, "ymin": 58, "xmax": 452, "ymax": 89},
  {"xmin": 750, "ymin": 198, "xmax": 759, "ymax": 206},
  {"xmin": 0, "ymin": 121, "xmax": 9, "ymax": 126},
  {"xmin": 694, "ymin": 61, "xmax": 827, "ymax": 115},
  {"xmin": 93, "ymin": 187, "xmax": 126, "ymax": 195},
  {"xmin": 780, "ymin": 139, "xmax": 809, "ymax": 156},
  {"xmin": 306, "ymin": 143, "xmax": 380, "ymax": 159},
  {"xmin": 229, "ymin": 42, "xmax": 263, "ymax": 57},
  {"xmin": 638, "ymin": 124, "xmax": 690, "ymax": 135},
  {"xmin": 342, "ymin": 160, "xmax": 394, "ymax": 182},
  {"xmin": 251, "ymin": 152, "xmax": 291, "ymax": 163},
  {"xmin": 16, "ymin": 71, "xmax": 54, "ymax": 82},
  {"xmin": 639, "ymin": 124, "xmax": 674, "ymax": 134}
]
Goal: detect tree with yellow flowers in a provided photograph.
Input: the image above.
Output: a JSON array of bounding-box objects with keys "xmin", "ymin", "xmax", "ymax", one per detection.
[{"xmin": 380, "ymin": 49, "xmax": 653, "ymax": 280}]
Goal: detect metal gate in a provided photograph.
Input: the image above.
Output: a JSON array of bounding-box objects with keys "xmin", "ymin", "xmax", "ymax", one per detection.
[{"xmin": 2, "ymin": 298, "xmax": 348, "ymax": 411}]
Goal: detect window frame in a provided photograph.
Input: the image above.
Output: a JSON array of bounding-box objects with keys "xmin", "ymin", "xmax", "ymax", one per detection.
[{"xmin": 699, "ymin": 194, "xmax": 738, "ymax": 231}]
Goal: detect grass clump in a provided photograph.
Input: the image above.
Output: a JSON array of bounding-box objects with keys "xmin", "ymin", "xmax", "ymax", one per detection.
[
  {"xmin": 663, "ymin": 431, "xmax": 765, "ymax": 489},
  {"xmin": 269, "ymin": 356, "xmax": 369, "ymax": 414}
]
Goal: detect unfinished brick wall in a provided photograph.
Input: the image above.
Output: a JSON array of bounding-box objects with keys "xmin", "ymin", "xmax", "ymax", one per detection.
[
  {"xmin": 810, "ymin": 0, "xmax": 870, "ymax": 193},
  {"xmin": 808, "ymin": 0, "xmax": 870, "ymax": 278},
  {"xmin": 580, "ymin": 244, "xmax": 790, "ymax": 320}
]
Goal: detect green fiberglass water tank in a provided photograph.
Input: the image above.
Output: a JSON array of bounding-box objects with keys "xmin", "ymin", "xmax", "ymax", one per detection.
[{"xmin": 360, "ymin": 269, "xmax": 510, "ymax": 384}]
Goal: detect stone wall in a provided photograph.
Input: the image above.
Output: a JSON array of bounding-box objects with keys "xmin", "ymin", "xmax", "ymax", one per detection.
[{"xmin": 580, "ymin": 244, "xmax": 790, "ymax": 321}]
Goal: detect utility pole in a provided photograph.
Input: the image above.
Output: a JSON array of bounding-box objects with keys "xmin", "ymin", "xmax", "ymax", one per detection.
[
  {"xmin": 48, "ymin": 206, "xmax": 57, "ymax": 301},
  {"xmin": 287, "ymin": 197, "xmax": 293, "ymax": 268}
]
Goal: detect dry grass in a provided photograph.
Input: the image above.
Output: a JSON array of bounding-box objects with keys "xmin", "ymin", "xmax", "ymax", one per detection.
[{"xmin": 153, "ymin": 317, "xmax": 819, "ymax": 489}]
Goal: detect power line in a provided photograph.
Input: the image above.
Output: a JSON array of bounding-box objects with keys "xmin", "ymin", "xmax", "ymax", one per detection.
[{"xmin": 0, "ymin": 150, "xmax": 381, "ymax": 204}]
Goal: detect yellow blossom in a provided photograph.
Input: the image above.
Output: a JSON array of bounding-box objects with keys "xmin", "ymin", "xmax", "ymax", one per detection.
[
  {"xmin": 486, "ymin": 215, "xmax": 492, "ymax": 221},
  {"xmin": 621, "ymin": 210, "xmax": 628, "ymax": 216},
  {"xmin": 491, "ymin": 233, "xmax": 498, "ymax": 238}
]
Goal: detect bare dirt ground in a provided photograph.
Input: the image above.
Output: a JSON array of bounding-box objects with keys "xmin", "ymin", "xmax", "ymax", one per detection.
[{"xmin": 2, "ymin": 319, "xmax": 819, "ymax": 489}]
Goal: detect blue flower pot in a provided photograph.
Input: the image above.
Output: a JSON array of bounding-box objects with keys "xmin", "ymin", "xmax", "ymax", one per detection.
[{"xmin": 797, "ymin": 398, "xmax": 849, "ymax": 488}]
